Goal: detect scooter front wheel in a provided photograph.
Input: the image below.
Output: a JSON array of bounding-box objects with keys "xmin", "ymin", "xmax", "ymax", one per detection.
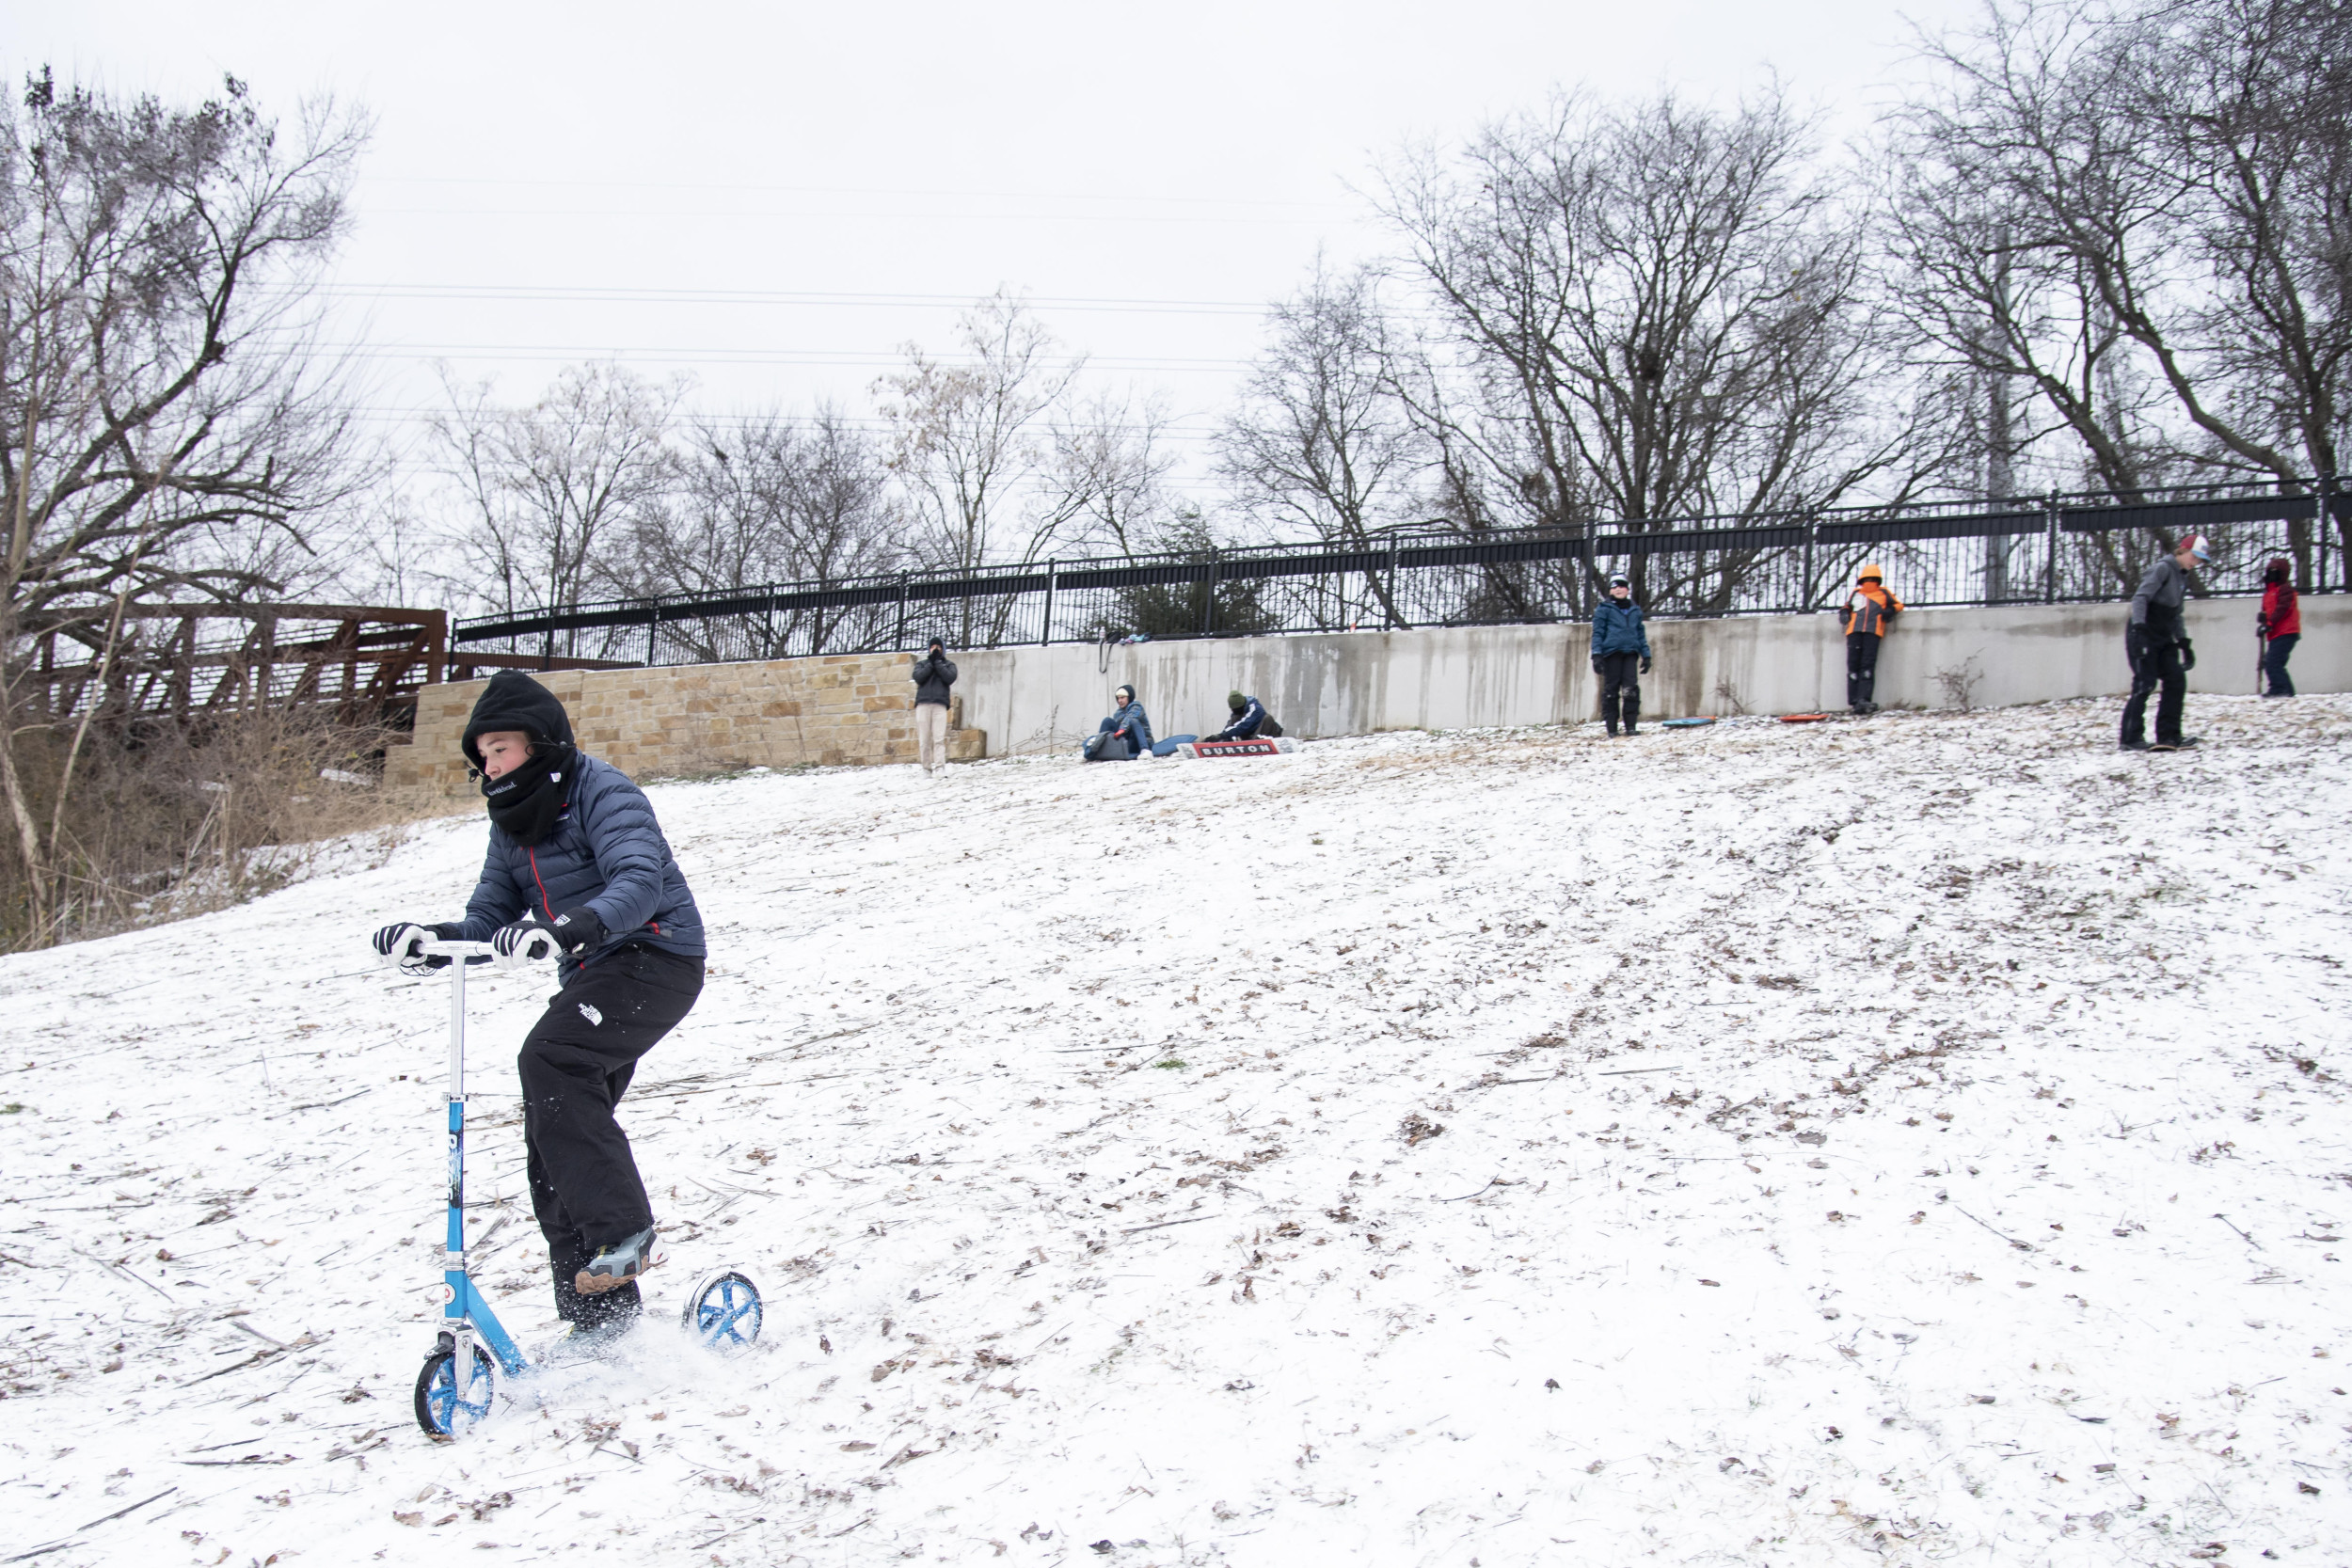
[
  {"xmin": 414, "ymin": 1340, "xmax": 501, "ymax": 1439},
  {"xmin": 682, "ymin": 1269, "xmax": 763, "ymax": 1355}
]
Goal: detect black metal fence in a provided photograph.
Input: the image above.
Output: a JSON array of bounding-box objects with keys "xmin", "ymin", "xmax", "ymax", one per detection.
[{"xmin": 454, "ymin": 476, "xmax": 2345, "ymax": 668}]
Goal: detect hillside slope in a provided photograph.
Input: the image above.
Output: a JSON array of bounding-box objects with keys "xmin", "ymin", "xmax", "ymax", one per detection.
[{"xmin": 3, "ymin": 695, "xmax": 2348, "ymax": 1567}]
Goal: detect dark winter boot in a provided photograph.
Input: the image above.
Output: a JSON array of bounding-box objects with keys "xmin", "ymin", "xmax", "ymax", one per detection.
[
  {"xmin": 1622, "ymin": 691, "xmax": 1640, "ymax": 736},
  {"xmin": 576, "ymin": 1226, "xmax": 659, "ymax": 1296}
]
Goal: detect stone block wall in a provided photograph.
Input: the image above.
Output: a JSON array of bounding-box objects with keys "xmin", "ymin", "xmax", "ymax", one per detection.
[{"xmin": 387, "ymin": 652, "xmax": 985, "ymax": 796}]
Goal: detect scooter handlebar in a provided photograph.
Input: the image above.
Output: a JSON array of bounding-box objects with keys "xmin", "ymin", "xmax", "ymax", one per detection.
[{"xmin": 419, "ymin": 939, "xmax": 498, "ymax": 958}]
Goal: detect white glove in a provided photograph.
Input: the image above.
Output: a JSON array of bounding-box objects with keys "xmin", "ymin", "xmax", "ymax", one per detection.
[
  {"xmin": 372, "ymin": 923, "xmax": 434, "ymax": 975},
  {"xmin": 491, "ymin": 918, "xmax": 561, "ymax": 971}
]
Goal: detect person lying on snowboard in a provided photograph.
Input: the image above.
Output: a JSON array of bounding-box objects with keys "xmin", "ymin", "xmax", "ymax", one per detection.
[
  {"xmin": 371, "ymin": 671, "xmax": 707, "ymax": 1347},
  {"xmin": 1212, "ymin": 690, "xmax": 1272, "ymax": 740}
]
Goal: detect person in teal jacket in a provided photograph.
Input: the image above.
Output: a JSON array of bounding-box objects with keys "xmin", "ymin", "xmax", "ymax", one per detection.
[{"xmin": 1590, "ymin": 574, "xmax": 1653, "ymax": 736}]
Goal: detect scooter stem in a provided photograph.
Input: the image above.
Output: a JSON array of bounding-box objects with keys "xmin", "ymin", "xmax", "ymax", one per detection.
[{"xmin": 413, "ymin": 939, "xmax": 524, "ymax": 1385}]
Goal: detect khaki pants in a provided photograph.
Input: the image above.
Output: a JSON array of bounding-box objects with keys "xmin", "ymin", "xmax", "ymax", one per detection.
[{"xmin": 915, "ymin": 703, "xmax": 949, "ymax": 771}]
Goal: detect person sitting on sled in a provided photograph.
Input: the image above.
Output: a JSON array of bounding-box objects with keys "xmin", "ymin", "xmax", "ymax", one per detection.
[
  {"xmin": 1086, "ymin": 684, "xmax": 1154, "ymax": 760},
  {"xmin": 372, "ymin": 671, "xmax": 707, "ymax": 1345},
  {"xmin": 1211, "ymin": 690, "xmax": 1276, "ymax": 741}
]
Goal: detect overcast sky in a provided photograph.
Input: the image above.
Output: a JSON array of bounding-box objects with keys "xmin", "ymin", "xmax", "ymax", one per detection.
[{"xmin": 6, "ymin": 0, "xmax": 1979, "ymax": 503}]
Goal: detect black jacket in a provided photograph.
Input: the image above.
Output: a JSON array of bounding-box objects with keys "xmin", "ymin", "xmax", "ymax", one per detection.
[
  {"xmin": 911, "ymin": 653, "xmax": 958, "ymax": 707},
  {"xmin": 1214, "ymin": 696, "xmax": 1269, "ymax": 740}
]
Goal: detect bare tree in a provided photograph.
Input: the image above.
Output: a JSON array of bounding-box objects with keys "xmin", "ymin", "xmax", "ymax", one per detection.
[
  {"xmin": 0, "ymin": 71, "xmax": 367, "ymax": 945},
  {"xmin": 875, "ymin": 292, "xmax": 1084, "ymax": 574},
  {"xmin": 1378, "ymin": 89, "xmax": 1928, "ymax": 611},
  {"xmin": 1046, "ymin": 387, "xmax": 1183, "ymax": 557},
  {"xmin": 434, "ymin": 360, "xmax": 685, "ymax": 642},
  {"xmin": 1217, "ymin": 258, "xmax": 1425, "ymax": 626},
  {"xmin": 615, "ymin": 405, "xmax": 898, "ymax": 658},
  {"xmin": 1888, "ymin": 0, "xmax": 2350, "ymax": 517}
]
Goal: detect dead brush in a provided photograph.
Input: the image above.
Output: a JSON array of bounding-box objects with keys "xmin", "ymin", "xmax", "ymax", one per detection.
[{"xmin": 0, "ymin": 706, "xmax": 453, "ymax": 952}]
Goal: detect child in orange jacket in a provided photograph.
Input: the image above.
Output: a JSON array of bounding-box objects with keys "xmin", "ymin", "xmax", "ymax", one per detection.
[{"xmin": 1838, "ymin": 564, "xmax": 1904, "ymax": 714}]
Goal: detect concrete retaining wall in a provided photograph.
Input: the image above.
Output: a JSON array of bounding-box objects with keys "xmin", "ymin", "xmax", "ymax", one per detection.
[
  {"xmin": 388, "ymin": 595, "xmax": 2344, "ymax": 785},
  {"xmin": 959, "ymin": 594, "xmax": 2348, "ymax": 754}
]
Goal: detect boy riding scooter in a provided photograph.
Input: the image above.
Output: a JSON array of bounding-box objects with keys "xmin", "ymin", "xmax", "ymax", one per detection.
[{"xmin": 373, "ymin": 672, "xmax": 707, "ymax": 1348}]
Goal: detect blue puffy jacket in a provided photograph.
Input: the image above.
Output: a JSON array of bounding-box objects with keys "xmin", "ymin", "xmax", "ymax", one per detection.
[
  {"xmin": 1591, "ymin": 599, "xmax": 1651, "ymax": 659},
  {"xmin": 452, "ymin": 752, "xmax": 706, "ymax": 981},
  {"xmin": 1109, "ymin": 700, "xmax": 1153, "ymax": 753},
  {"xmin": 1214, "ymin": 696, "xmax": 1268, "ymax": 740}
]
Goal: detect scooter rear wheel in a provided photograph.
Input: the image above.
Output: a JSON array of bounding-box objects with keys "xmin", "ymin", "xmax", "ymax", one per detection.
[
  {"xmin": 414, "ymin": 1341, "xmax": 501, "ymax": 1438},
  {"xmin": 681, "ymin": 1270, "xmax": 763, "ymax": 1355}
]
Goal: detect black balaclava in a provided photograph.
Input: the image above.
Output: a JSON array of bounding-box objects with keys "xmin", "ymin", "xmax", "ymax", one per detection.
[{"xmin": 462, "ymin": 671, "xmax": 578, "ymax": 847}]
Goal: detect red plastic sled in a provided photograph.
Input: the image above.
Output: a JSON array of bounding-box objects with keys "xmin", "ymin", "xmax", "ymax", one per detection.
[{"xmin": 1778, "ymin": 713, "xmax": 1830, "ymax": 723}]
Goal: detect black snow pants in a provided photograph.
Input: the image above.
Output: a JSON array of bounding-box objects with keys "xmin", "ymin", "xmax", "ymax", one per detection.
[
  {"xmin": 2264, "ymin": 633, "xmax": 2298, "ymax": 697},
  {"xmin": 517, "ymin": 943, "xmax": 704, "ymax": 1325},
  {"xmin": 1845, "ymin": 633, "xmax": 1883, "ymax": 712},
  {"xmin": 1598, "ymin": 651, "xmax": 1642, "ymax": 734},
  {"xmin": 2120, "ymin": 625, "xmax": 2186, "ymax": 746}
]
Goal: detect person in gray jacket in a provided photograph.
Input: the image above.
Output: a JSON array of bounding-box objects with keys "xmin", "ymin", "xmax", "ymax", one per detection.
[
  {"xmin": 911, "ymin": 639, "xmax": 957, "ymax": 773},
  {"xmin": 371, "ymin": 672, "xmax": 707, "ymax": 1344},
  {"xmin": 2120, "ymin": 533, "xmax": 2207, "ymax": 752}
]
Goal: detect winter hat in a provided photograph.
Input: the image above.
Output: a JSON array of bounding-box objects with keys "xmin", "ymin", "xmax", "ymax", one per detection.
[
  {"xmin": 1228, "ymin": 690, "xmax": 1248, "ymax": 712},
  {"xmin": 1114, "ymin": 685, "xmax": 1135, "ymax": 705},
  {"xmin": 1858, "ymin": 563, "xmax": 1884, "ymax": 583},
  {"xmin": 1609, "ymin": 573, "xmax": 1631, "ymax": 590},
  {"xmin": 928, "ymin": 638, "xmax": 946, "ymax": 653},
  {"xmin": 2265, "ymin": 557, "xmax": 2292, "ymax": 584},
  {"xmin": 2178, "ymin": 533, "xmax": 2212, "ymax": 562},
  {"xmin": 461, "ymin": 670, "xmax": 576, "ymax": 768}
]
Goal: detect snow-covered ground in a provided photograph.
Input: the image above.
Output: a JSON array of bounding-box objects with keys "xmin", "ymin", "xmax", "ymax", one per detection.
[{"xmin": 4, "ymin": 694, "xmax": 2349, "ymax": 1568}]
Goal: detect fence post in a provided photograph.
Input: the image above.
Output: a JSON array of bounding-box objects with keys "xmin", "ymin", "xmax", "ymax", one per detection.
[
  {"xmin": 645, "ymin": 605, "xmax": 659, "ymax": 668},
  {"xmin": 1800, "ymin": 515, "xmax": 1817, "ymax": 612},
  {"xmin": 2324, "ymin": 469, "xmax": 2341, "ymax": 594},
  {"xmin": 1200, "ymin": 549, "xmax": 1220, "ymax": 636},
  {"xmin": 896, "ymin": 571, "xmax": 910, "ymax": 649},
  {"xmin": 2043, "ymin": 490, "xmax": 2061, "ymax": 603},
  {"xmin": 1041, "ymin": 560, "xmax": 1057, "ymax": 646}
]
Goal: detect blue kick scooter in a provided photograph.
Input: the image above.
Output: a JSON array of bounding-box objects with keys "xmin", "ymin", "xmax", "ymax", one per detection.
[{"xmin": 401, "ymin": 938, "xmax": 765, "ymax": 1439}]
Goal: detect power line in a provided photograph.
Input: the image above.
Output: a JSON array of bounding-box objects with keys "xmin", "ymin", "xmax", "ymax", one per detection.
[
  {"xmin": 365, "ymin": 173, "xmax": 1359, "ymax": 214},
  {"xmin": 303, "ymin": 282, "xmax": 1279, "ymax": 317},
  {"xmin": 326, "ymin": 343, "xmax": 1255, "ymax": 372},
  {"xmin": 358, "ymin": 203, "xmax": 1345, "ymax": 230}
]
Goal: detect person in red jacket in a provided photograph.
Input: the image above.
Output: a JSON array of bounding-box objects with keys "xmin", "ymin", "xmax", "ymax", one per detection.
[{"xmin": 2259, "ymin": 558, "xmax": 2300, "ymax": 697}]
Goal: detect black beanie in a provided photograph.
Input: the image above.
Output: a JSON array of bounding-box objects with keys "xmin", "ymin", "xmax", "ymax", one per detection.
[{"xmin": 461, "ymin": 671, "xmax": 576, "ymax": 768}]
